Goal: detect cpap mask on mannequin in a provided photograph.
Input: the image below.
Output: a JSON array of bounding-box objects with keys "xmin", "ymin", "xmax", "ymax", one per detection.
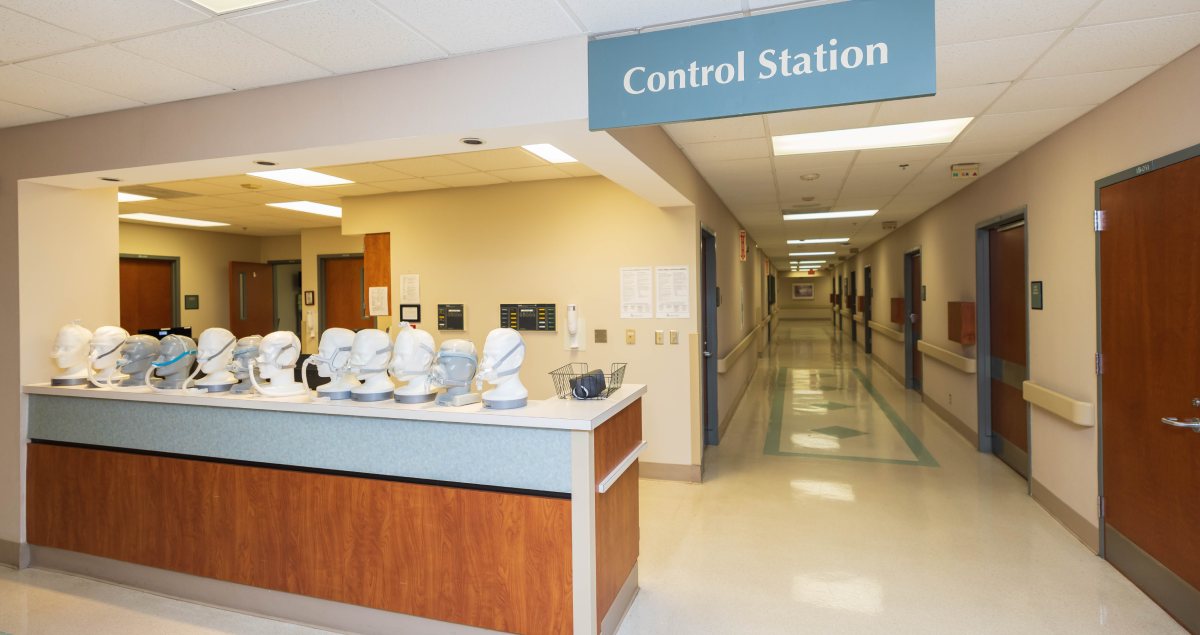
[
  {"xmin": 432, "ymin": 339, "xmax": 481, "ymax": 407},
  {"xmin": 390, "ymin": 323, "xmax": 437, "ymax": 404},
  {"xmin": 229, "ymin": 335, "xmax": 263, "ymax": 394},
  {"xmin": 50, "ymin": 322, "xmax": 93, "ymax": 386},
  {"xmin": 348, "ymin": 329, "xmax": 395, "ymax": 402},
  {"xmin": 88, "ymin": 326, "xmax": 130, "ymax": 388},
  {"xmin": 192, "ymin": 328, "xmax": 238, "ymax": 392},
  {"xmin": 98, "ymin": 335, "xmax": 160, "ymax": 390},
  {"xmin": 145, "ymin": 334, "xmax": 197, "ymax": 391},
  {"xmin": 476, "ymin": 328, "xmax": 528, "ymax": 410},
  {"xmin": 249, "ymin": 331, "xmax": 307, "ymax": 398},
  {"xmin": 303, "ymin": 327, "xmax": 359, "ymax": 400}
]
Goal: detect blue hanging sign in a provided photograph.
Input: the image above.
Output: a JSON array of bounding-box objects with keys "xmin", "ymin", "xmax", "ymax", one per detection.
[{"xmin": 587, "ymin": 0, "xmax": 936, "ymax": 130}]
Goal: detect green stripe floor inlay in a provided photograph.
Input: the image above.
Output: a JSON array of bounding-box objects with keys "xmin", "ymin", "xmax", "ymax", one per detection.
[{"xmin": 764, "ymin": 367, "xmax": 939, "ymax": 467}]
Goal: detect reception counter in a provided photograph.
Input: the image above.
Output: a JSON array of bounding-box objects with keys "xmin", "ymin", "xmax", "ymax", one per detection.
[{"xmin": 22, "ymin": 383, "xmax": 647, "ymax": 635}]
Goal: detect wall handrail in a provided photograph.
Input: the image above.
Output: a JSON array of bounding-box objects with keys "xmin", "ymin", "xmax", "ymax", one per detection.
[
  {"xmin": 598, "ymin": 441, "xmax": 648, "ymax": 494},
  {"xmin": 1022, "ymin": 381, "xmax": 1095, "ymax": 427},
  {"xmin": 717, "ymin": 317, "xmax": 767, "ymax": 374},
  {"xmin": 853, "ymin": 314, "xmax": 864, "ymax": 324},
  {"xmin": 916, "ymin": 340, "xmax": 977, "ymax": 374},
  {"xmin": 868, "ymin": 321, "xmax": 904, "ymax": 342}
]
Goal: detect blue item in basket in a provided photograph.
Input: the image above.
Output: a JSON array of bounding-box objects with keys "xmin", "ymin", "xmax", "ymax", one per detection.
[{"xmin": 570, "ymin": 370, "xmax": 607, "ymax": 399}]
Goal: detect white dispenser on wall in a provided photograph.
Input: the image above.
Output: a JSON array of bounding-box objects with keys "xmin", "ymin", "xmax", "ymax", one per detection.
[{"xmin": 564, "ymin": 304, "xmax": 585, "ymax": 351}]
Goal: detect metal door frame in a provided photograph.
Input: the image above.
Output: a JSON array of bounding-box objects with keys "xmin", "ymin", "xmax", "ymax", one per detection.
[
  {"xmin": 317, "ymin": 253, "xmax": 365, "ymax": 335},
  {"xmin": 849, "ymin": 270, "xmax": 858, "ymax": 342},
  {"xmin": 700, "ymin": 226, "xmax": 720, "ymax": 446},
  {"xmin": 903, "ymin": 247, "xmax": 921, "ymax": 391},
  {"xmin": 863, "ymin": 265, "xmax": 873, "ymax": 355},
  {"xmin": 269, "ymin": 259, "xmax": 302, "ymax": 335},
  {"xmin": 119, "ymin": 253, "xmax": 181, "ymax": 327}
]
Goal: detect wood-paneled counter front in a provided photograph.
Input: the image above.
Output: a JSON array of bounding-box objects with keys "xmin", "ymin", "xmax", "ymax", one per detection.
[{"xmin": 23, "ymin": 384, "xmax": 647, "ymax": 635}]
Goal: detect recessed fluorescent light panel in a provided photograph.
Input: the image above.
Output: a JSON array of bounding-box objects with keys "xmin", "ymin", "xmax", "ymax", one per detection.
[
  {"xmin": 119, "ymin": 213, "xmax": 229, "ymax": 228},
  {"xmin": 522, "ymin": 144, "xmax": 578, "ymax": 164},
  {"xmin": 247, "ymin": 168, "xmax": 353, "ymax": 187},
  {"xmin": 773, "ymin": 117, "xmax": 973, "ymax": 156},
  {"xmin": 784, "ymin": 210, "xmax": 877, "ymax": 221},
  {"xmin": 788, "ymin": 238, "xmax": 849, "ymax": 245},
  {"xmin": 789, "ymin": 251, "xmax": 836, "ymax": 256},
  {"xmin": 117, "ymin": 192, "xmax": 156, "ymax": 203},
  {"xmin": 267, "ymin": 201, "xmax": 342, "ymax": 218},
  {"xmin": 797, "ymin": 261, "xmax": 826, "ymax": 265},
  {"xmin": 187, "ymin": 0, "xmax": 283, "ymax": 14}
]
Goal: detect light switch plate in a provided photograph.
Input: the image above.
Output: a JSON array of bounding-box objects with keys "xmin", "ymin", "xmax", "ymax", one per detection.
[
  {"xmin": 654, "ymin": 330, "xmax": 664, "ymax": 345},
  {"xmin": 625, "ymin": 329, "xmax": 636, "ymax": 345},
  {"xmin": 669, "ymin": 330, "xmax": 679, "ymax": 345}
]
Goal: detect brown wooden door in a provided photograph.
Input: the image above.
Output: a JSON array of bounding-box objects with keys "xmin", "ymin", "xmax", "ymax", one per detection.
[
  {"xmin": 322, "ymin": 256, "xmax": 375, "ymax": 332},
  {"xmin": 910, "ymin": 253, "xmax": 923, "ymax": 388},
  {"xmin": 989, "ymin": 221, "xmax": 1028, "ymax": 477},
  {"xmin": 1100, "ymin": 154, "xmax": 1200, "ymax": 628},
  {"xmin": 120, "ymin": 257, "xmax": 174, "ymax": 333},
  {"xmin": 229, "ymin": 262, "xmax": 274, "ymax": 338}
]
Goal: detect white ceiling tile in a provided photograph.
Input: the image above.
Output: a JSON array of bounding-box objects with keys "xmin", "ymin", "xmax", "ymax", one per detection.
[
  {"xmin": 230, "ymin": 0, "xmax": 444, "ymax": 74},
  {"xmin": 947, "ymin": 106, "xmax": 1093, "ymax": 156},
  {"xmin": 313, "ymin": 163, "xmax": 409, "ymax": 183},
  {"xmin": 832, "ymin": 196, "xmax": 895, "ymax": 212},
  {"xmin": 874, "ymin": 83, "xmax": 1009, "ymax": 126},
  {"xmin": 373, "ymin": 0, "xmax": 580, "ymax": 54},
  {"xmin": 663, "ymin": 115, "xmax": 765, "ymax": 144},
  {"xmin": 0, "ymin": 65, "xmax": 140, "ymax": 116},
  {"xmin": 1024, "ymin": 13, "xmax": 1200, "ymax": 78},
  {"xmin": 0, "ymin": 0, "xmax": 209, "ymax": 41},
  {"xmin": 693, "ymin": 156, "xmax": 774, "ymax": 179},
  {"xmin": 771, "ymin": 152, "xmax": 857, "ymax": 174},
  {"xmin": 0, "ymin": 7, "xmax": 93, "ymax": 62},
  {"xmin": 426, "ymin": 172, "xmax": 508, "ymax": 188},
  {"xmin": 376, "ymin": 156, "xmax": 476, "ymax": 177},
  {"xmin": 853, "ymin": 145, "xmax": 948, "ymax": 166},
  {"xmin": 20, "ymin": 45, "xmax": 230, "ymax": 104},
  {"xmin": 936, "ymin": 31, "xmax": 1062, "ymax": 88},
  {"xmin": 374, "ymin": 178, "xmax": 449, "ymax": 193},
  {"xmin": 840, "ymin": 161, "xmax": 928, "ymax": 198},
  {"xmin": 765, "ymin": 103, "xmax": 876, "ymax": 136},
  {"xmin": 989, "ymin": 66, "xmax": 1157, "ymax": 114},
  {"xmin": 935, "ymin": 0, "xmax": 1094, "ymax": 45},
  {"xmin": 446, "ymin": 148, "xmax": 546, "ymax": 171},
  {"xmin": 557, "ymin": 163, "xmax": 599, "ymax": 177},
  {"xmin": 116, "ymin": 21, "xmax": 330, "ymax": 90},
  {"xmin": 196, "ymin": 174, "xmax": 293, "ymax": 191},
  {"xmin": 0, "ymin": 99, "xmax": 62, "ymax": 126},
  {"xmin": 489, "ymin": 166, "xmax": 571, "ymax": 182},
  {"xmin": 562, "ymin": 0, "xmax": 740, "ymax": 33},
  {"xmin": 682, "ymin": 137, "xmax": 771, "ymax": 163},
  {"xmin": 1081, "ymin": 0, "xmax": 1200, "ymax": 26},
  {"xmin": 153, "ymin": 180, "xmax": 246, "ymax": 196}
]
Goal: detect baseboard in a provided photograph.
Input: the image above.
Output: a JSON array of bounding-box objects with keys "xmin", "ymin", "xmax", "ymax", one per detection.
[
  {"xmin": 640, "ymin": 462, "xmax": 701, "ymax": 483},
  {"xmin": 717, "ymin": 366, "xmax": 756, "ymax": 442},
  {"xmin": 0, "ymin": 539, "xmax": 29, "ymax": 568},
  {"xmin": 600, "ymin": 564, "xmax": 639, "ymax": 635},
  {"xmin": 870, "ymin": 353, "xmax": 905, "ymax": 388},
  {"xmin": 920, "ymin": 393, "xmax": 977, "ymax": 448},
  {"xmin": 1105, "ymin": 525, "xmax": 1200, "ymax": 632},
  {"xmin": 1031, "ymin": 479, "xmax": 1100, "ymax": 554},
  {"xmin": 31, "ymin": 545, "xmax": 499, "ymax": 635}
]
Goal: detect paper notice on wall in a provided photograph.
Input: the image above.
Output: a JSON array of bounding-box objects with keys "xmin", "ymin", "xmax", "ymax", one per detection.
[
  {"xmin": 655, "ymin": 265, "xmax": 690, "ymax": 319},
  {"xmin": 399, "ymin": 274, "xmax": 420, "ymax": 303},
  {"xmin": 619, "ymin": 267, "xmax": 652, "ymax": 319},
  {"xmin": 368, "ymin": 286, "xmax": 389, "ymax": 316}
]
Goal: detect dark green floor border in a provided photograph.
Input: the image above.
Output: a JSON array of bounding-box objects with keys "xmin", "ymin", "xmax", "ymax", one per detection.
[{"xmin": 764, "ymin": 367, "xmax": 939, "ymax": 467}]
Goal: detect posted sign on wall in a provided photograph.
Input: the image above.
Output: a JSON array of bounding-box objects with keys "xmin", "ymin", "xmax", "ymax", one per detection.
[{"xmin": 587, "ymin": 0, "xmax": 935, "ymax": 130}]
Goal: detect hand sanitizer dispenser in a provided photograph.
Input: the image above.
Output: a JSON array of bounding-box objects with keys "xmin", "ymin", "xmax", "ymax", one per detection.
[{"xmin": 565, "ymin": 304, "xmax": 585, "ymax": 351}]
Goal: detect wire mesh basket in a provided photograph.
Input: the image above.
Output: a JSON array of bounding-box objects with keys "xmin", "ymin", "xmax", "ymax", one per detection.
[{"xmin": 549, "ymin": 362, "xmax": 627, "ymax": 400}]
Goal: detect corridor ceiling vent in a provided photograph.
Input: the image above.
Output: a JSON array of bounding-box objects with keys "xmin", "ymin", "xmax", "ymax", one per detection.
[
  {"xmin": 187, "ymin": 0, "xmax": 282, "ymax": 14},
  {"xmin": 522, "ymin": 144, "xmax": 578, "ymax": 164},
  {"xmin": 783, "ymin": 210, "xmax": 877, "ymax": 221},
  {"xmin": 266, "ymin": 201, "xmax": 342, "ymax": 218},
  {"xmin": 788, "ymin": 238, "xmax": 849, "ymax": 245},
  {"xmin": 772, "ymin": 117, "xmax": 973, "ymax": 156},
  {"xmin": 119, "ymin": 213, "xmax": 230, "ymax": 228},
  {"xmin": 246, "ymin": 168, "xmax": 353, "ymax": 187}
]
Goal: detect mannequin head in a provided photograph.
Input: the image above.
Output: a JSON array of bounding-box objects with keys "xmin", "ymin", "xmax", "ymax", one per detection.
[
  {"xmin": 390, "ymin": 323, "xmax": 436, "ymax": 378},
  {"xmin": 314, "ymin": 328, "xmax": 355, "ymax": 378},
  {"xmin": 196, "ymin": 328, "xmax": 237, "ymax": 375},
  {"xmin": 231, "ymin": 335, "xmax": 263, "ymax": 379},
  {"xmin": 256, "ymin": 331, "xmax": 301, "ymax": 381},
  {"xmin": 349, "ymin": 329, "xmax": 392, "ymax": 379},
  {"xmin": 89, "ymin": 326, "xmax": 129, "ymax": 373},
  {"xmin": 51, "ymin": 323, "xmax": 93, "ymax": 375},
  {"xmin": 432, "ymin": 339, "xmax": 478, "ymax": 389},
  {"xmin": 477, "ymin": 328, "xmax": 525, "ymax": 386},
  {"xmin": 116, "ymin": 335, "xmax": 160, "ymax": 378},
  {"xmin": 153, "ymin": 335, "xmax": 196, "ymax": 379}
]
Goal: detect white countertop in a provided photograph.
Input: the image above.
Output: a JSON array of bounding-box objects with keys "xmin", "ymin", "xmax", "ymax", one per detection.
[{"xmin": 23, "ymin": 383, "xmax": 647, "ymax": 432}]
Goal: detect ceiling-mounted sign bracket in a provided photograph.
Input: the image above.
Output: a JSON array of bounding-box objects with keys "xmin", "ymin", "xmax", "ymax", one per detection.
[{"xmin": 587, "ymin": 0, "xmax": 936, "ymax": 130}]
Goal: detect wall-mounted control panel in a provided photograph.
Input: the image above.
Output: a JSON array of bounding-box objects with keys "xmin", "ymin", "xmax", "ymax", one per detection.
[
  {"xmin": 500, "ymin": 304, "xmax": 556, "ymax": 332},
  {"xmin": 438, "ymin": 304, "xmax": 465, "ymax": 330}
]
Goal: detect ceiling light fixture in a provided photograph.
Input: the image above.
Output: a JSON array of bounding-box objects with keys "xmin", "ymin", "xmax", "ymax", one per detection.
[
  {"xmin": 789, "ymin": 251, "xmax": 836, "ymax": 256},
  {"xmin": 797, "ymin": 261, "xmax": 826, "ymax": 265},
  {"xmin": 119, "ymin": 213, "xmax": 229, "ymax": 228},
  {"xmin": 254, "ymin": 160, "xmax": 277, "ymax": 166},
  {"xmin": 267, "ymin": 201, "xmax": 342, "ymax": 218},
  {"xmin": 522, "ymin": 144, "xmax": 578, "ymax": 164},
  {"xmin": 186, "ymin": 0, "xmax": 283, "ymax": 14},
  {"xmin": 788, "ymin": 238, "xmax": 849, "ymax": 245},
  {"xmin": 117, "ymin": 192, "xmax": 156, "ymax": 203},
  {"xmin": 784, "ymin": 210, "xmax": 877, "ymax": 221},
  {"xmin": 247, "ymin": 168, "xmax": 353, "ymax": 187},
  {"xmin": 773, "ymin": 117, "xmax": 973, "ymax": 156}
]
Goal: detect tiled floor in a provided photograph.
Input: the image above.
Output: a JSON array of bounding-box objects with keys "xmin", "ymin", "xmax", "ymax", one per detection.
[{"xmin": 0, "ymin": 322, "xmax": 1184, "ymax": 634}]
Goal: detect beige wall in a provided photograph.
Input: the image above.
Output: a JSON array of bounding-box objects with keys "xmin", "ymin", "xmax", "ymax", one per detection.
[
  {"xmin": 778, "ymin": 273, "xmax": 834, "ymax": 320},
  {"xmin": 299, "ymin": 227, "xmax": 364, "ymax": 354},
  {"xmin": 261, "ymin": 235, "xmax": 302, "ymax": 263},
  {"xmin": 342, "ymin": 177, "xmax": 697, "ymax": 467},
  {"xmin": 838, "ymin": 45, "xmax": 1200, "ymax": 544}
]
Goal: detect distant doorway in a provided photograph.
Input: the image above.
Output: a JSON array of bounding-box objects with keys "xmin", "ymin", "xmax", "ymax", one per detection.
[
  {"xmin": 849, "ymin": 271, "xmax": 858, "ymax": 343},
  {"xmin": 319, "ymin": 254, "xmax": 375, "ymax": 333},
  {"xmin": 229, "ymin": 261, "xmax": 273, "ymax": 338},
  {"xmin": 863, "ymin": 266, "xmax": 873, "ymax": 355},
  {"xmin": 271, "ymin": 260, "xmax": 302, "ymax": 337},
  {"xmin": 700, "ymin": 228, "xmax": 719, "ymax": 446},
  {"xmin": 119, "ymin": 255, "xmax": 178, "ymax": 333},
  {"xmin": 904, "ymin": 250, "xmax": 923, "ymax": 391}
]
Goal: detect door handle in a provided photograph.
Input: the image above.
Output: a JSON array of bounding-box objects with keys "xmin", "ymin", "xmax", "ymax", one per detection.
[
  {"xmin": 703, "ymin": 350, "xmax": 712, "ymax": 358},
  {"xmin": 1161, "ymin": 417, "xmax": 1200, "ymax": 432},
  {"xmin": 910, "ymin": 313, "xmax": 920, "ymax": 323}
]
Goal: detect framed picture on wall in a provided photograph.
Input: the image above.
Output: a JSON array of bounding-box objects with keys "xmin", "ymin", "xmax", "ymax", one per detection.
[
  {"xmin": 303, "ymin": 291, "xmax": 315, "ymax": 306},
  {"xmin": 792, "ymin": 283, "xmax": 815, "ymax": 301}
]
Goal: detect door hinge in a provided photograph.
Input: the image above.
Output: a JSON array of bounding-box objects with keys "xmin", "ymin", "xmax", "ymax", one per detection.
[
  {"xmin": 1098, "ymin": 496, "xmax": 1106, "ymax": 519},
  {"xmin": 1095, "ymin": 353, "xmax": 1104, "ymax": 375},
  {"xmin": 1094, "ymin": 210, "xmax": 1107, "ymax": 232}
]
